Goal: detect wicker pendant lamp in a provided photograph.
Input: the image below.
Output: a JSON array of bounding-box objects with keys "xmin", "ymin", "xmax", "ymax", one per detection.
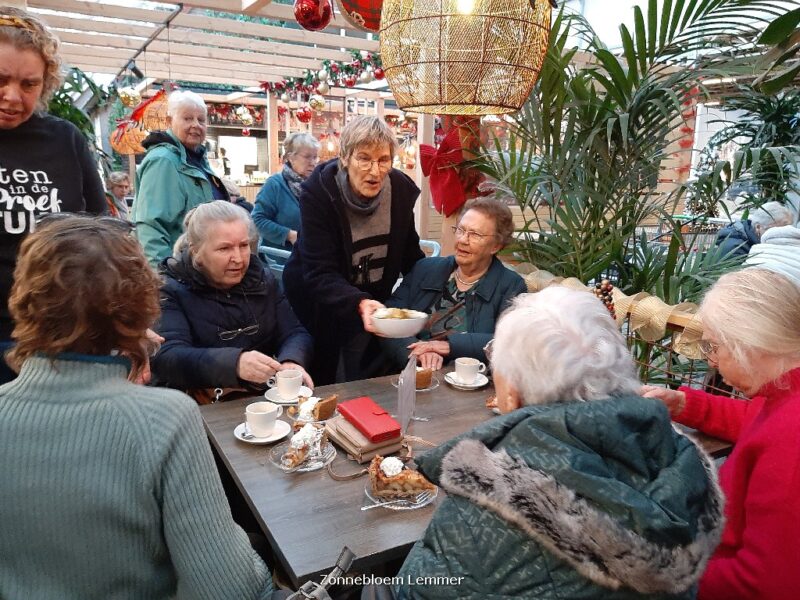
[{"xmin": 380, "ymin": 0, "xmax": 554, "ymax": 115}]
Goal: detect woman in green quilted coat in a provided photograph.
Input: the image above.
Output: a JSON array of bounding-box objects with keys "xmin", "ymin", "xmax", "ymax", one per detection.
[{"xmin": 393, "ymin": 287, "xmax": 725, "ymax": 600}]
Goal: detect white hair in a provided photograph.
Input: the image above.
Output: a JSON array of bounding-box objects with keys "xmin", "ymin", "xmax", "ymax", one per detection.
[
  {"xmin": 167, "ymin": 90, "xmax": 207, "ymax": 117},
  {"xmin": 750, "ymin": 201, "xmax": 795, "ymax": 237},
  {"xmin": 492, "ymin": 287, "xmax": 640, "ymax": 405}
]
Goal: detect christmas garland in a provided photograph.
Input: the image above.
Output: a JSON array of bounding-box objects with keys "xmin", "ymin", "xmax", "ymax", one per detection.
[{"xmin": 260, "ymin": 50, "xmax": 384, "ymax": 100}]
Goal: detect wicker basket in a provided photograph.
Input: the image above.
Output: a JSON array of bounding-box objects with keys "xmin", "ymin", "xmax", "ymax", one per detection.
[{"xmin": 380, "ymin": 0, "xmax": 552, "ymax": 115}]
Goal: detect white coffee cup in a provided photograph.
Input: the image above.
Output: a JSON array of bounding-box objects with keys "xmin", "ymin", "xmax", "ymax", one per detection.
[
  {"xmin": 454, "ymin": 357, "xmax": 486, "ymax": 385},
  {"xmin": 246, "ymin": 401, "xmax": 283, "ymax": 437},
  {"xmin": 267, "ymin": 369, "xmax": 302, "ymax": 400}
]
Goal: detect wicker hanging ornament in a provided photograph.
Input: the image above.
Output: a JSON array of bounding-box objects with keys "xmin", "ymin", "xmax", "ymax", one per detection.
[
  {"xmin": 336, "ymin": 0, "xmax": 383, "ymax": 32},
  {"xmin": 294, "ymin": 0, "xmax": 333, "ymax": 31},
  {"xmin": 380, "ymin": 0, "xmax": 553, "ymax": 115},
  {"xmin": 110, "ymin": 121, "xmax": 146, "ymax": 155}
]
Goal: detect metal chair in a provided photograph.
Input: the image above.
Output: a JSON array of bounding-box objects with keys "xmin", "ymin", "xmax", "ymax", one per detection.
[{"xmin": 258, "ymin": 245, "xmax": 292, "ymax": 281}]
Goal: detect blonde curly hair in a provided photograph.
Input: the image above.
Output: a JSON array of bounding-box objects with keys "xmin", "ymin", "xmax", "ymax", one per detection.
[{"xmin": 0, "ymin": 7, "xmax": 62, "ymax": 108}]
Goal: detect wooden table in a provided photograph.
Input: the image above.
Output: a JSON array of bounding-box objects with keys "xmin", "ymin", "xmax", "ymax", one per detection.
[
  {"xmin": 199, "ymin": 376, "xmax": 732, "ymax": 587},
  {"xmin": 199, "ymin": 374, "xmax": 493, "ymax": 587}
]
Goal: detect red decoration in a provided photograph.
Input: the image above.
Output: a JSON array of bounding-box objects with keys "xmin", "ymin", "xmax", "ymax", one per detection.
[
  {"xmin": 277, "ymin": 106, "xmax": 288, "ymax": 119},
  {"xmin": 242, "ymin": 127, "xmax": 251, "ymax": 136},
  {"xmin": 336, "ymin": 0, "xmax": 383, "ymax": 33},
  {"xmin": 373, "ymin": 67, "xmax": 385, "ymax": 80},
  {"xmin": 296, "ymin": 105, "xmax": 313, "ymax": 123},
  {"xmin": 344, "ymin": 75, "xmax": 357, "ymax": 87},
  {"xmin": 420, "ymin": 128, "xmax": 468, "ymax": 217},
  {"xmin": 294, "ymin": 0, "xmax": 332, "ymax": 31}
]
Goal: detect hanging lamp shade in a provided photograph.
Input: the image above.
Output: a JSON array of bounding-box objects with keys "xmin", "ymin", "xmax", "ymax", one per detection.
[
  {"xmin": 336, "ymin": 0, "xmax": 383, "ymax": 32},
  {"xmin": 380, "ymin": 0, "xmax": 553, "ymax": 115},
  {"xmin": 141, "ymin": 93, "xmax": 169, "ymax": 131},
  {"xmin": 110, "ymin": 121, "xmax": 146, "ymax": 155}
]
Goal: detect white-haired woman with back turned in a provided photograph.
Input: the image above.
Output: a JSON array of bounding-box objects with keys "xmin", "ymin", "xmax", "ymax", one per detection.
[
  {"xmin": 392, "ymin": 287, "xmax": 724, "ymax": 600},
  {"xmin": 642, "ymin": 257, "xmax": 800, "ymax": 598},
  {"xmin": 133, "ymin": 90, "xmax": 229, "ymax": 267}
]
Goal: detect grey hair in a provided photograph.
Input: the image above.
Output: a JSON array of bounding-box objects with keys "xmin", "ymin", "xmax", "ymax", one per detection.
[
  {"xmin": 284, "ymin": 132, "xmax": 320, "ymax": 159},
  {"xmin": 491, "ymin": 287, "xmax": 640, "ymax": 406},
  {"xmin": 107, "ymin": 171, "xmax": 129, "ymax": 186},
  {"xmin": 167, "ymin": 90, "xmax": 207, "ymax": 117},
  {"xmin": 338, "ymin": 115, "xmax": 398, "ymax": 167},
  {"xmin": 750, "ymin": 201, "xmax": 795, "ymax": 237},
  {"xmin": 173, "ymin": 200, "xmax": 257, "ymax": 265},
  {"xmin": 700, "ymin": 268, "xmax": 800, "ymax": 380}
]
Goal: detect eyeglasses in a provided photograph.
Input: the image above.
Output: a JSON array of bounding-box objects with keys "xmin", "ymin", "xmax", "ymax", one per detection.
[
  {"xmin": 698, "ymin": 339, "xmax": 720, "ymax": 358},
  {"xmin": 353, "ymin": 157, "xmax": 392, "ymax": 172},
  {"xmin": 483, "ymin": 339, "xmax": 494, "ymax": 363},
  {"xmin": 452, "ymin": 226, "xmax": 492, "ymax": 243},
  {"xmin": 218, "ymin": 323, "xmax": 259, "ymax": 341}
]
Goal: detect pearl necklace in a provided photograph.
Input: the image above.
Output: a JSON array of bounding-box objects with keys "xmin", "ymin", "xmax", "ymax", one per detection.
[{"xmin": 455, "ymin": 268, "xmax": 485, "ymax": 287}]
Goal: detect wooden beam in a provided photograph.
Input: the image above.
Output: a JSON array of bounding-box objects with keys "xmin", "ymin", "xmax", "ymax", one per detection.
[
  {"xmin": 242, "ymin": 0, "xmax": 273, "ymax": 15},
  {"xmin": 29, "ymin": 0, "xmax": 172, "ymax": 24},
  {"xmin": 33, "ymin": 12, "xmax": 158, "ymax": 38},
  {"xmin": 173, "ymin": 12, "xmax": 378, "ymax": 52}
]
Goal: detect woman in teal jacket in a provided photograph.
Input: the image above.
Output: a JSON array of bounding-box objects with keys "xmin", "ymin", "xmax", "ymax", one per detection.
[
  {"xmin": 381, "ymin": 198, "xmax": 526, "ymax": 371},
  {"xmin": 394, "ymin": 288, "xmax": 724, "ymax": 600},
  {"xmin": 252, "ymin": 133, "xmax": 319, "ymax": 256},
  {"xmin": 133, "ymin": 91, "xmax": 227, "ymax": 267}
]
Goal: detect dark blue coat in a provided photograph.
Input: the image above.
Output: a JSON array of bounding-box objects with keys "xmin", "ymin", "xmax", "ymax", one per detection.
[
  {"xmin": 151, "ymin": 252, "xmax": 312, "ymax": 390},
  {"xmin": 381, "ymin": 256, "xmax": 527, "ymax": 369},
  {"xmin": 715, "ymin": 219, "xmax": 759, "ymax": 259}
]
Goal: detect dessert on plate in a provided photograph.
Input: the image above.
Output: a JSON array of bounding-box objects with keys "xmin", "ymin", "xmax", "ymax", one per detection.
[
  {"xmin": 415, "ymin": 367, "xmax": 433, "ymax": 389},
  {"xmin": 373, "ymin": 307, "xmax": 426, "ymax": 320},
  {"xmin": 281, "ymin": 423, "xmax": 328, "ymax": 469},
  {"xmin": 287, "ymin": 394, "xmax": 338, "ymax": 423},
  {"xmin": 369, "ymin": 455, "xmax": 435, "ymax": 499}
]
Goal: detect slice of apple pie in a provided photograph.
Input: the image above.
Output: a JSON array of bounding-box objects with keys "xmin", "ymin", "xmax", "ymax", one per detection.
[
  {"xmin": 281, "ymin": 423, "xmax": 327, "ymax": 469},
  {"xmin": 288, "ymin": 394, "xmax": 339, "ymax": 422},
  {"xmin": 368, "ymin": 455, "xmax": 435, "ymax": 499}
]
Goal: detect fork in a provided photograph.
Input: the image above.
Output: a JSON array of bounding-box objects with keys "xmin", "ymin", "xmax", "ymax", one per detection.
[{"xmin": 361, "ymin": 491, "xmax": 434, "ymax": 511}]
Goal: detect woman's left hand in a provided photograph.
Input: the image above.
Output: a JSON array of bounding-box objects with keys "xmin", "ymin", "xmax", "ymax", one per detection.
[
  {"xmin": 129, "ymin": 329, "xmax": 165, "ymax": 385},
  {"xmin": 408, "ymin": 340, "xmax": 450, "ymax": 359},
  {"xmin": 417, "ymin": 352, "xmax": 444, "ymax": 371},
  {"xmin": 281, "ymin": 361, "xmax": 314, "ymax": 390}
]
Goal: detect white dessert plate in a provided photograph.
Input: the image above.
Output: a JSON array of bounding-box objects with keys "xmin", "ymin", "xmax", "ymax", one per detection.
[
  {"xmin": 363, "ymin": 484, "xmax": 438, "ymax": 511},
  {"xmin": 264, "ymin": 385, "xmax": 313, "ymax": 405},
  {"xmin": 269, "ymin": 441, "xmax": 336, "ymax": 473},
  {"xmin": 444, "ymin": 372, "xmax": 490, "ymax": 390},
  {"xmin": 234, "ymin": 421, "xmax": 291, "ymax": 445},
  {"xmin": 390, "ymin": 375, "xmax": 440, "ymax": 393}
]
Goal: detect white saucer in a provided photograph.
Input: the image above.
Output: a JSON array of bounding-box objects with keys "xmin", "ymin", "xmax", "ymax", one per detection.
[
  {"xmin": 444, "ymin": 371, "xmax": 489, "ymax": 390},
  {"xmin": 264, "ymin": 385, "xmax": 313, "ymax": 405},
  {"xmin": 234, "ymin": 420, "xmax": 291, "ymax": 444}
]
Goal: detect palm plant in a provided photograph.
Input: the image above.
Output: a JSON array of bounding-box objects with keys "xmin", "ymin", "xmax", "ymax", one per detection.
[{"xmin": 477, "ymin": 0, "xmax": 787, "ymax": 301}]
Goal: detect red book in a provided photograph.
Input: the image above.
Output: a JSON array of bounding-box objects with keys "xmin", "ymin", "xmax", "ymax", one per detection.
[{"xmin": 337, "ymin": 396, "xmax": 402, "ymax": 444}]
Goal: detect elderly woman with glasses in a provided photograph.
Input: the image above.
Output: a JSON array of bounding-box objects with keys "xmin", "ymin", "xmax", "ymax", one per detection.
[
  {"xmin": 641, "ymin": 237, "xmax": 800, "ymax": 598},
  {"xmin": 252, "ymin": 132, "xmax": 319, "ymax": 255},
  {"xmin": 390, "ymin": 287, "xmax": 724, "ymax": 599},
  {"xmin": 151, "ymin": 200, "xmax": 313, "ymax": 400},
  {"xmin": 381, "ymin": 198, "xmax": 526, "ymax": 372},
  {"xmin": 283, "ymin": 116, "xmax": 424, "ymax": 384}
]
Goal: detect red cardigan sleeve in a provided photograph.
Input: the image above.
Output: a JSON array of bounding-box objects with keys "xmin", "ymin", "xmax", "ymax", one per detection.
[
  {"xmin": 675, "ymin": 386, "xmax": 759, "ymax": 443},
  {"xmin": 698, "ymin": 428, "xmax": 800, "ymax": 599}
]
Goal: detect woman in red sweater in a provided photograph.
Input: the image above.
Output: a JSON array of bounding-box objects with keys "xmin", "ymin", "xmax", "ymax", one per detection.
[{"xmin": 642, "ymin": 267, "xmax": 800, "ymax": 600}]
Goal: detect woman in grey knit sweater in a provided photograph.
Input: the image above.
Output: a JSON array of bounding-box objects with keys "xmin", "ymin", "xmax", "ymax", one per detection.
[{"xmin": 0, "ymin": 215, "xmax": 279, "ymax": 600}]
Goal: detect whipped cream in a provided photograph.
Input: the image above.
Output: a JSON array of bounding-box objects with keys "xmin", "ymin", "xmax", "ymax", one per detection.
[
  {"xmin": 290, "ymin": 423, "xmax": 322, "ymax": 449},
  {"xmin": 380, "ymin": 456, "xmax": 404, "ymax": 477},
  {"xmin": 298, "ymin": 396, "xmax": 320, "ymax": 420}
]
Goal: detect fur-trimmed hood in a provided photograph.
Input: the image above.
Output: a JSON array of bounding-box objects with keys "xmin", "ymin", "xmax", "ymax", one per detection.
[{"xmin": 404, "ymin": 396, "xmax": 725, "ymax": 598}]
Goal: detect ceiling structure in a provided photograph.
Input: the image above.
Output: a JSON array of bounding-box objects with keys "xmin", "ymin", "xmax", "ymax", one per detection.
[{"xmin": 29, "ymin": 0, "xmax": 386, "ymax": 99}]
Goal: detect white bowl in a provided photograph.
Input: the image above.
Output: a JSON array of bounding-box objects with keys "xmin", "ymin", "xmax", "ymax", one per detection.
[{"xmin": 371, "ymin": 308, "xmax": 428, "ymax": 338}]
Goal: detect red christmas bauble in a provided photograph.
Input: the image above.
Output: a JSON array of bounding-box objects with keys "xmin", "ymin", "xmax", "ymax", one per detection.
[
  {"xmin": 294, "ymin": 0, "xmax": 332, "ymax": 31},
  {"xmin": 336, "ymin": 0, "xmax": 383, "ymax": 33},
  {"xmin": 373, "ymin": 67, "xmax": 385, "ymax": 80},
  {"xmin": 296, "ymin": 105, "xmax": 313, "ymax": 123},
  {"xmin": 242, "ymin": 127, "xmax": 251, "ymax": 136},
  {"xmin": 344, "ymin": 75, "xmax": 357, "ymax": 87}
]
